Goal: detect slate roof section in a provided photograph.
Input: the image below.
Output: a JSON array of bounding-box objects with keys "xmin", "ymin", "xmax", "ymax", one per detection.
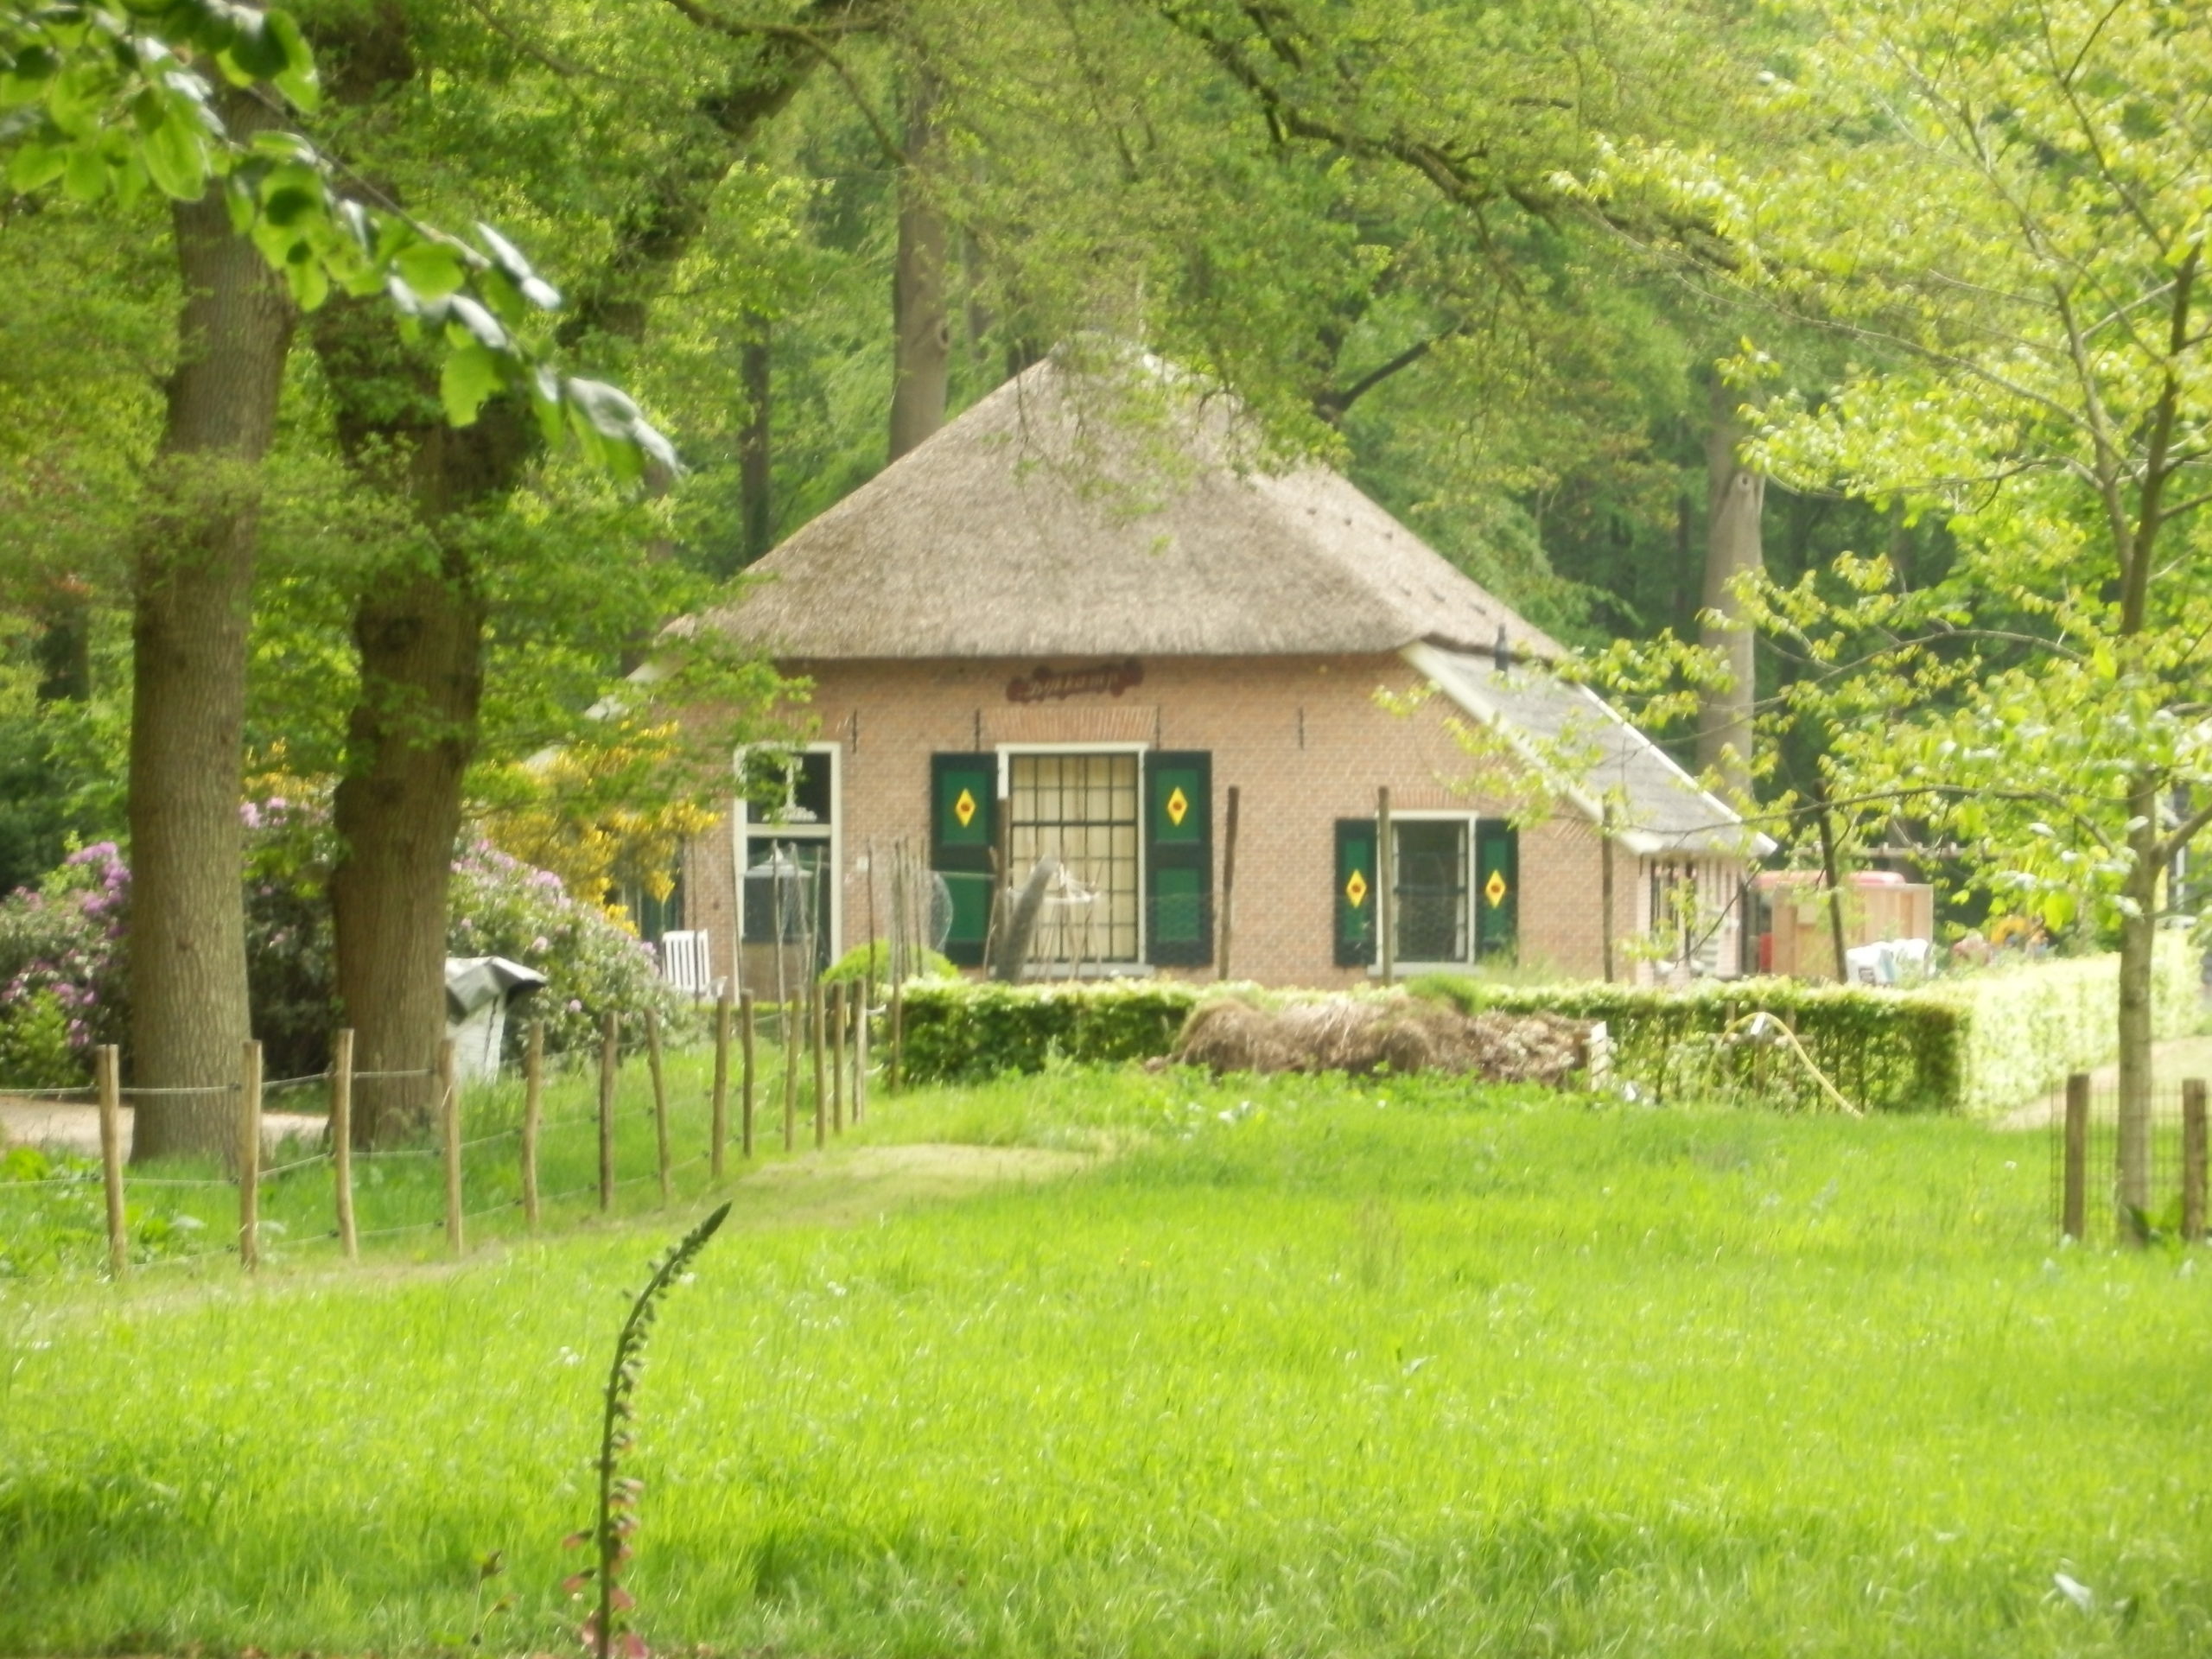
[{"xmin": 1409, "ymin": 644, "xmax": 1775, "ymax": 857}]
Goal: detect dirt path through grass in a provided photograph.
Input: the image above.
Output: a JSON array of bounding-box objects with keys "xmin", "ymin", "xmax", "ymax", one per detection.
[{"xmin": 0, "ymin": 1097, "xmax": 325, "ymax": 1157}]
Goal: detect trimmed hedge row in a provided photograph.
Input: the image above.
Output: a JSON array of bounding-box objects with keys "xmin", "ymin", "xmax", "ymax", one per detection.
[
  {"xmin": 897, "ymin": 980, "xmax": 1203, "ymax": 1084},
  {"xmin": 892, "ymin": 938, "xmax": 2201, "ymax": 1114}
]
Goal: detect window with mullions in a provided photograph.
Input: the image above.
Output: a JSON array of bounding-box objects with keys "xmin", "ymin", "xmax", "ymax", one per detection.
[
  {"xmin": 1007, "ymin": 753, "xmax": 1141, "ymax": 964},
  {"xmin": 1393, "ymin": 819, "xmax": 1471, "ymax": 963},
  {"xmin": 739, "ymin": 749, "xmax": 835, "ymax": 974}
]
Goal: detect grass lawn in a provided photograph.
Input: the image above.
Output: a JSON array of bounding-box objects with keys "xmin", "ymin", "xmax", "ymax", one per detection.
[{"xmin": 4, "ymin": 1065, "xmax": 2210, "ymax": 1657}]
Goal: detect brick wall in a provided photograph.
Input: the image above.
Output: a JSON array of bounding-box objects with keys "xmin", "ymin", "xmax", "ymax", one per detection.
[{"xmin": 683, "ymin": 653, "xmax": 1743, "ymax": 991}]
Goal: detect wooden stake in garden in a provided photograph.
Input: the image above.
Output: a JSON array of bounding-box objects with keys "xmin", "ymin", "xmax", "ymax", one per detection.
[
  {"xmin": 96, "ymin": 1043, "xmax": 126, "ymax": 1281},
  {"xmin": 238, "ymin": 1038, "xmax": 263, "ymax": 1273},
  {"xmin": 811, "ymin": 978, "xmax": 829, "ymax": 1149},
  {"xmin": 740, "ymin": 990, "xmax": 757, "ymax": 1160},
  {"xmin": 710, "ymin": 988, "xmax": 731, "ymax": 1181},
  {"xmin": 331, "ymin": 1026, "xmax": 358, "ymax": 1259},
  {"xmin": 781, "ymin": 995, "xmax": 798, "ymax": 1152},
  {"xmin": 890, "ymin": 974, "xmax": 906, "ymax": 1095},
  {"xmin": 521, "ymin": 1020, "xmax": 543, "ymax": 1235},
  {"xmin": 853, "ymin": 981, "xmax": 869, "ymax": 1124},
  {"xmin": 647, "ymin": 1008, "xmax": 671, "ymax": 1205},
  {"xmin": 2063, "ymin": 1071, "xmax": 2089, "ymax": 1242},
  {"xmin": 2184, "ymin": 1078, "xmax": 2207, "ymax": 1243},
  {"xmin": 598, "ymin": 1012, "xmax": 620, "ymax": 1213},
  {"xmin": 440, "ymin": 1038, "xmax": 463, "ymax": 1258},
  {"xmin": 830, "ymin": 981, "xmax": 847, "ymax": 1135}
]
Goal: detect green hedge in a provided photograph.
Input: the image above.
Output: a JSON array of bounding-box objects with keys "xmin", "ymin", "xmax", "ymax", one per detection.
[
  {"xmin": 896, "ymin": 981, "xmax": 1201, "ymax": 1083},
  {"xmin": 889, "ymin": 938, "xmax": 2200, "ymax": 1114}
]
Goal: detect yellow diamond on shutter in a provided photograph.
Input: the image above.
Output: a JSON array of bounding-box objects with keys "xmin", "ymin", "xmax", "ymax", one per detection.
[
  {"xmin": 1484, "ymin": 868, "xmax": 1509, "ymax": 907},
  {"xmin": 1344, "ymin": 868, "xmax": 1369, "ymax": 907},
  {"xmin": 1166, "ymin": 785, "xmax": 1189, "ymax": 827},
  {"xmin": 954, "ymin": 788, "xmax": 977, "ymax": 829}
]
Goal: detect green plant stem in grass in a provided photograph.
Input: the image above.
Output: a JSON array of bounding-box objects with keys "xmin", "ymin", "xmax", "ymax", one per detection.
[{"xmin": 572, "ymin": 1202, "xmax": 730, "ymax": 1659}]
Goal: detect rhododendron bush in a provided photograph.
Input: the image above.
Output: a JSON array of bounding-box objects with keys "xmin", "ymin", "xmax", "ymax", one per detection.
[{"xmin": 0, "ymin": 813, "xmax": 692, "ymax": 1088}]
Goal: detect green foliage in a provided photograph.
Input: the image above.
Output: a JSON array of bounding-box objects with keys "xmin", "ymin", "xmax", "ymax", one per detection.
[
  {"xmin": 0, "ymin": 988, "xmax": 78, "ymax": 1090},
  {"xmin": 822, "ymin": 940, "xmax": 956, "ymax": 989},
  {"xmin": 0, "ymin": 1146, "xmax": 205, "ymax": 1275},
  {"xmin": 0, "ymin": 0, "xmax": 677, "ymax": 480},
  {"xmin": 896, "ymin": 979, "xmax": 1204, "ymax": 1084}
]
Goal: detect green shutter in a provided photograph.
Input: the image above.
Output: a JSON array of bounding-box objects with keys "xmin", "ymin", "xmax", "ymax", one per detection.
[
  {"xmin": 1144, "ymin": 751, "xmax": 1211, "ymax": 966},
  {"xmin": 1335, "ymin": 818, "xmax": 1377, "ymax": 968},
  {"xmin": 1475, "ymin": 820, "xmax": 1518, "ymax": 961},
  {"xmin": 931, "ymin": 754, "xmax": 996, "ymax": 967}
]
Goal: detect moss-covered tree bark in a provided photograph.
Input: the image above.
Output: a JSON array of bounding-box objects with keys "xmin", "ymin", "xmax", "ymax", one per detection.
[{"xmin": 127, "ymin": 92, "xmax": 295, "ymax": 1161}]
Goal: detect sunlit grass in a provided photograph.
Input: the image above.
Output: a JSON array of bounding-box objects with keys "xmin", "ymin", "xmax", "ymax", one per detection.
[{"xmin": 4, "ymin": 1065, "xmax": 2210, "ymax": 1656}]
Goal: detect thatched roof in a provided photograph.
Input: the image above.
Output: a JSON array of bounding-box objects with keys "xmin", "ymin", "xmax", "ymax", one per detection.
[
  {"xmin": 696, "ymin": 356, "xmax": 1560, "ymax": 661},
  {"xmin": 1410, "ymin": 644, "xmax": 1775, "ymax": 858}
]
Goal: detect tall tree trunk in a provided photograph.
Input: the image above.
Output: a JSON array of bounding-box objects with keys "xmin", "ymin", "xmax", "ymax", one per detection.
[
  {"xmin": 330, "ymin": 550, "xmax": 488, "ymax": 1143},
  {"xmin": 127, "ymin": 102, "xmax": 296, "ymax": 1161},
  {"xmin": 739, "ymin": 314, "xmax": 773, "ymax": 568},
  {"xmin": 2115, "ymin": 774, "xmax": 2162, "ymax": 1231},
  {"xmin": 888, "ymin": 73, "xmax": 950, "ymax": 461},
  {"xmin": 315, "ymin": 283, "xmax": 533, "ymax": 1143},
  {"xmin": 1698, "ymin": 378, "xmax": 1763, "ymax": 802},
  {"xmin": 306, "ymin": 6, "xmax": 843, "ymax": 1141}
]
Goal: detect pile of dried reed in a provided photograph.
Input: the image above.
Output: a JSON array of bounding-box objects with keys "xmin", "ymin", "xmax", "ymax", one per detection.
[{"xmin": 1173, "ymin": 995, "xmax": 1591, "ymax": 1087}]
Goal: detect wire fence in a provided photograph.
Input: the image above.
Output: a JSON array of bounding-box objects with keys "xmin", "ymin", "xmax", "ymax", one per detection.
[
  {"xmin": 1, "ymin": 985, "xmax": 878, "ymax": 1282},
  {"xmin": 2047, "ymin": 1072, "xmax": 2209, "ymax": 1247}
]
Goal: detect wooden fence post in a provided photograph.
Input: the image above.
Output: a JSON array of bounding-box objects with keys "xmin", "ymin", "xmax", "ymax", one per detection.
[
  {"xmin": 740, "ymin": 992, "xmax": 757, "ymax": 1160},
  {"xmin": 782, "ymin": 997, "xmax": 798, "ymax": 1152},
  {"xmin": 830, "ymin": 982, "xmax": 847, "ymax": 1135},
  {"xmin": 521, "ymin": 1020, "xmax": 543, "ymax": 1235},
  {"xmin": 238, "ymin": 1039, "xmax": 263, "ymax": 1273},
  {"xmin": 811, "ymin": 980, "xmax": 829, "ymax": 1150},
  {"xmin": 2063, "ymin": 1071, "xmax": 2089, "ymax": 1242},
  {"xmin": 96, "ymin": 1044, "xmax": 125, "ymax": 1280},
  {"xmin": 2184, "ymin": 1078, "xmax": 2207, "ymax": 1243},
  {"xmin": 853, "ymin": 983, "xmax": 869, "ymax": 1124},
  {"xmin": 647, "ymin": 1008, "xmax": 671, "ymax": 1205},
  {"xmin": 598, "ymin": 1012, "xmax": 619, "ymax": 1212},
  {"xmin": 710, "ymin": 988, "xmax": 731, "ymax": 1181},
  {"xmin": 331, "ymin": 1027, "xmax": 358, "ymax": 1260},
  {"xmin": 889, "ymin": 976, "xmax": 906, "ymax": 1094},
  {"xmin": 440, "ymin": 1039, "xmax": 463, "ymax": 1258}
]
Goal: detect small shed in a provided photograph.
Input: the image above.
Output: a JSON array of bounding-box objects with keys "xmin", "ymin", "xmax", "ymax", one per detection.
[{"xmin": 443, "ymin": 956, "xmax": 545, "ymax": 1085}]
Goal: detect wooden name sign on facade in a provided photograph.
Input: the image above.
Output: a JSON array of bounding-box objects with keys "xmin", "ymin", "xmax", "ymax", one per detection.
[{"xmin": 1005, "ymin": 659, "xmax": 1145, "ymax": 704}]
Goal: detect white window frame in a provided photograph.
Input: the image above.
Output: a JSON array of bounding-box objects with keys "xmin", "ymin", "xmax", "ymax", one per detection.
[
  {"xmin": 995, "ymin": 741, "xmax": 1149, "ymax": 968},
  {"xmin": 730, "ymin": 741, "xmax": 842, "ymax": 963},
  {"xmin": 1368, "ymin": 810, "xmax": 1481, "ymax": 975}
]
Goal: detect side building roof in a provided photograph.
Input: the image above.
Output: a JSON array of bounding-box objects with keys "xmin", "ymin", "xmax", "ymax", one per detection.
[{"xmin": 1408, "ymin": 644, "xmax": 1775, "ymax": 858}]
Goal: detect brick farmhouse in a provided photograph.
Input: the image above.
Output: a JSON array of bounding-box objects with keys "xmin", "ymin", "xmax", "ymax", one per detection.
[{"xmin": 671, "ymin": 359, "xmax": 1768, "ymax": 991}]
